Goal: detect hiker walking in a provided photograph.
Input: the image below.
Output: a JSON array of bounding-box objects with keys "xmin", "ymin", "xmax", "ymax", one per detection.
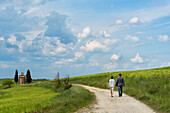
[
  {"xmin": 116, "ymin": 73, "xmax": 125, "ymax": 97},
  {"xmin": 108, "ymin": 76, "xmax": 115, "ymax": 97}
]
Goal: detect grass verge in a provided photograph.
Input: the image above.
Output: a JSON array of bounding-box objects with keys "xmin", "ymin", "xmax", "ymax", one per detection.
[{"xmin": 37, "ymin": 85, "xmax": 95, "ymax": 113}]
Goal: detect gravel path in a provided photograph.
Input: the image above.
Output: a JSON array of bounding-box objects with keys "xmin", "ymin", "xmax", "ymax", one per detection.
[{"xmin": 75, "ymin": 84, "xmax": 155, "ymax": 113}]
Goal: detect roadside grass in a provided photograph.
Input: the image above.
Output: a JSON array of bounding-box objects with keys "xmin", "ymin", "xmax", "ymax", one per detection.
[
  {"xmin": 33, "ymin": 82, "xmax": 95, "ymax": 113},
  {"xmin": 70, "ymin": 66, "xmax": 170, "ymax": 113},
  {"xmin": 37, "ymin": 85, "xmax": 95, "ymax": 113}
]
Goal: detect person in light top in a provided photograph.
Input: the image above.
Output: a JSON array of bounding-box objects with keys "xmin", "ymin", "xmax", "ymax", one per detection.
[{"xmin": 108, "ymin": 76, "xmax": 115, "ymax": 97}]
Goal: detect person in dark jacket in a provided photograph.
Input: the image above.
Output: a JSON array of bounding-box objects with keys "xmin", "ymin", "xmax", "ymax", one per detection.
[{"xmin": 116, "ymin": 73, "xmax": 125, "ymax": 97}]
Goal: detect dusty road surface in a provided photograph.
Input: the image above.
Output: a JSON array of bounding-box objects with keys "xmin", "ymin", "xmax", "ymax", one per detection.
[{"xmin": 75, "ymin": 84, "xmax": 155, "ymax": 113}]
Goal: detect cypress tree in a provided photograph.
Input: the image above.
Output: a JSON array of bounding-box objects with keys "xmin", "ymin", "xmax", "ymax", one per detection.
[
  {"xmin": 26, "ymin": 69, "xmax": 32, "ymax": 83},
  {"xmin": 14, "ymin": 70, "xmax": 18, "ymax": 83}
]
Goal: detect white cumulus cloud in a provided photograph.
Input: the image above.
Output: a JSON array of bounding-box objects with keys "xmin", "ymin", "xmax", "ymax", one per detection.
[
  {"xmin": 103, "ymin": 31, "xmax": 110, "ymax": 37},
  {"xmin": 55, "ymin": 52, "xmax": 85, "ymax": 65},
  {"xmin": 125, "ymin": 35, "xmax": 139, "ymax": 42},
  {"xmin": 55, "ymin": 47, "xmax": 67, "ymax": 53},
  {"xmin": 80, "ymin": 40, "xmax": 108, "ymax": 52},
  {"xmin": 111, "ymin": 54, "xmax": 119, "ymax": 60},
  {"xmin": 130, "ymin": 53, "xmax": 143, "ymax": 63},
  {"xmin": 99, "ymin": 31, "xmax": 110, "ymax": 37},
  {"xmin": 115, "ymin": 19, "xmax": 123, "ymax": 24},
  {"xmin": 7, "ymin": 35, "xmax": 17, "ymax": 45},
  {"xmin": 158, "ymin": 35, "xmax": 169, "ymax": 42},
  {"xmin": 42, "ymin": 40, "xmax": 68, "ymax": 56},
  {"xmin": 0, "ymin": 37, "xmax": 4, "ymax": 41},
  {"xmin": 77, "ymin": 26, "xmax": 90, "ymax": 38},
  {"xmin": 129, "ymin": 17, "xmax": 139, "ymax": 24}
]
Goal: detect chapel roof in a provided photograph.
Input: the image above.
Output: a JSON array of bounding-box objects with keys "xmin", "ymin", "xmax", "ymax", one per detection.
[{"xmin": 19, "ymin": 75, "xmax": 25, "ymax": 77}]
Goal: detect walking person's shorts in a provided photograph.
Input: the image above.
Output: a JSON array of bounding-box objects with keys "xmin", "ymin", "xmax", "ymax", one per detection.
[{"xmin": 110, "ymin": 87, "xmax": 114, "ymax": 90}]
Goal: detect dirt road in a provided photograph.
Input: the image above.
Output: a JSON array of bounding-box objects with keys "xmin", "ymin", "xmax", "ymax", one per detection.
[{"xmin": 75, "ymin": 84, "xmax": 155, "ymax": 113}]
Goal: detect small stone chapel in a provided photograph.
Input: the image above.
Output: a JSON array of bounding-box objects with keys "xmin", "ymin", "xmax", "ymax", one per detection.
[{"xmin": 19, "ymin": 72, "xmax": 25, "ymax": 84}]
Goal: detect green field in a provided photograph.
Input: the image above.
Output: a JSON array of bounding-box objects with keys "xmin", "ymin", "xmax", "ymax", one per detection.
[
  {"xmin": 70, "ymin": 66, "xmax": 170, "ymax": 113},
  {"xmin": 0, "ymin": 86, "xmax": 58, "ymax": 113},
  {"xmin": 0, "ymin": 81, "xmax": 95, "ymax": 113}
]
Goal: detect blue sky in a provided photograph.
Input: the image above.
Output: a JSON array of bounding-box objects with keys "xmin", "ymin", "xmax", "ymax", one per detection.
[{"xmin": 0, "ymin": 0, "xmax": 170, "ymax": 79}]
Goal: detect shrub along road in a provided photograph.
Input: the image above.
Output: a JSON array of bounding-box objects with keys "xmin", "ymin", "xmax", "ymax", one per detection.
[{"xmin": 75, "ymin": 84, "xmax": 155, "ymax": 113}]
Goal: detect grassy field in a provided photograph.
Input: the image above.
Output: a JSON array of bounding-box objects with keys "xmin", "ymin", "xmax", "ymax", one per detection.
[
  {"xmin": 70, "ymin": 66, "xmax": 170, "ymax": 113},
  {"xmin": 0, "ymin": 82, "xmax": 95, "ymax": 113},
  {"xmin": 0, "ymin": 87, "xmax": 58, "ymax": 113}
]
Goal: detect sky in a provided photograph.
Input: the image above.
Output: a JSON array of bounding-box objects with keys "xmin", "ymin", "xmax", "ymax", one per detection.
[{"xmin": 0, "ymin": 0, "xmax": 170, "ymax": 79}]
